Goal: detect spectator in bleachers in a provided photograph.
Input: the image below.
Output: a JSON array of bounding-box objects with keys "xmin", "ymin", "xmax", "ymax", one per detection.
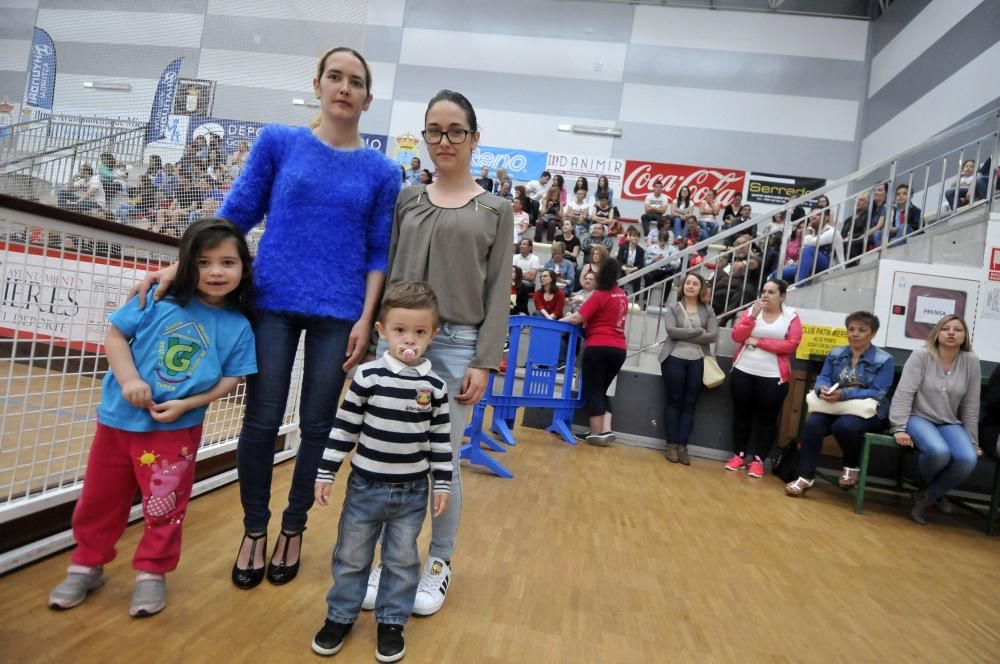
[
  {"xmin": 784, "ymin": 220, "xmax": 804, "ymax": 265},
  {"xmin": 784, "ymin": 311, "xmax": 895, "ymax": 497},
  {"xmin": 511, "ymin": 266, "xmax": 529, "ymax": 315},
  {"xmin": 595, "ymin": 175, "xmax": 614, "ymax": 206},
  {"xmin": 543, "ymin": 241, "xmax": 575, "ymax": 294},
  {"xmin": 569, "ymin": 270, "xmax": 596, "ymax": 313},
  {"xmin": 228, "ymin": 140, "xmax": 250, "ymax": 177},
  {"xmin": 475, "ymin": 166, "xmax": 493, "ymax": 193},
  {"xmin": 573, "ymin": 176, "xmax": 590, "ymax": 204},
  {"xmin": 513, "ymin": 238, "xmax": 540, "ymax": 299},
  {"xmin": 589, "ymin": 192, "xmax": 616, "ymax": 230},
  {"xmin": 408, "ymin": 156, "xmax": 423, "ymax": 185},
  {"xmin": 188, "ymin": 197, "xmax": 221, "ymax": 228},
  {"xmin": 943, "ymin": 159, "xmax": 978, "ymax": 210},
  {"xmin": 532, "ymin": 269, "xmax": 565, "ymax": 320},
  {"xmin": 862, "ymin": 183, "xmax": 890, "ymax": 248},
  {"xmin": 193, "ymin": 135, "xmax": 209, "ymax": 169},
  {"xmin": 578, "ymin": 243, "xmax": 609, "ymax": 289},
  {"xmin": 207, "ymin": 151, "xmax": 228, "ymax": 184},
  {"xmin": 719, "ymin": 214, "xmax": 739, "ymax": 245},
  {"xmin": 526, "ymin": 170, "xmax": 551, "ymax": 206},
  {"xmin": 975, "ymin": 157, "xmax": 996, "ymax": 201},
  {"xmin": 778, "ymin": 209, "xmax": 842, "ymax": 283},
  {"xmin": 493, "ymin": 167, "xmax": 511, "ymax": 195},
  {"xmin": 722, "ymin": 192, "xmax": 744, "ymax": 221},
  {"xmin": 98, "ymin": 152, "xmax": 127, "ymax": 200},
  {"xmin": 582, "ymin": 222, "xmax": 615, "ymax": 264},
  {"xmin": 114, "ymin": 174, "xmax": 159, "ymax": 227},
  {"xmin": 841, "ymin": 192, "xmax": 872, "ymax": 262},
  {"xmin": 890, "ymin": 315, "xmax": 982, "ymax": 525},
  {"xmin": 512, "ymin": 197, "xmax": 531, "ymax": 246},
  {"xmin": 177, "ymin": 144, "xmax": 198, "ymax": 179},
  {"xmin": 646, "ymin": 217, "xmax": 673, "ymax": 248},
  {"xmin": 536, "ymin": 186, "xmax": 563, "ymax": 242},
  {"xmin": 640, "ymin": 180, "xmax": 670, "ymax": 235},
  {"xmin": 658, "ymin": 273, "xmax": 718, "ymax": 465},
  {"xmin": 561, "ymin": 258, "xmax": 629, "ymax": 446},
  {"xmin": 162, "ymin": 163, "xmax": 180, "ymax": 200},
  {"xmin": 563, "ymin": 188, "xmax": 589, "ymax": 237},
  {"xmin": 552, "ymin": 174, "xmax": 567, "ymax": 205},
  {"xmin": 678, "ymin": 215, "xmax": 707, "ymax": 252},
  {"xmin": 152, "ymin": 173, "xmax": 199, "ymax": 236},
  {"xmin": 556, "ymin": 220, "xmax": 582, "ymax": 266},
  {"xmin": 417, "ymin": 169, "xmax": 432, "ymax": 185},
  {"xmin": 617, "ymin": 226, "xmax": 645, "ymax": 295},
  {"xmin": 496, "ymin": 179, "xmax": 514, "ymax": 201},
  {"xmin": 607, "ymin": 217, "xmax": 626, "ymax": 245},
  {"xmin": 57, "ymin": 163, "xmax": 105, "ymax": 214},
  {"xmin": 672, "ymin": 186, "xmax": 694, "ymax": 238},
  {"xmin": 725, "ymin": 278, "xmax": 802, "ymax": 478},
  {"xmin": 643, "ymin": 231, "xmax": 680, "ymax": 306},
  {"xmin": 697, "ymin": 188, "xmax": 721, "ymax": 236},
  {"xmin": 514, "ymin": 185, "xmax": 534, "ymax": 223},
  {"xmin": 874, "ymin": 184, "xmax": 921, "ymax": 246},
  {"xmin": 147, "ymin": 155, "xmax": 165, "ymax": 190}
]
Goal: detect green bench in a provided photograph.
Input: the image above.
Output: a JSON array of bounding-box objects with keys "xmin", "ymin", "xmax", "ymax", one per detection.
[{"xmin": 817, "ymin": 432, "xmax": 1000, "ymax": 535}]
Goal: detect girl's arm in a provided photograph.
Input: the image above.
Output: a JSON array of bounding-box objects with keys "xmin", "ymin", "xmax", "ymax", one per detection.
[
  {"xmin": 149, "ymin": 376, "xmax": 242, "ymax": 424},
  {"xmin": 756, "ymin": 315, "xmax": 803, "ymax": 355},
  {"xmin": 105, "ymin": 325, "xmax": 151, "ymax": 408}
]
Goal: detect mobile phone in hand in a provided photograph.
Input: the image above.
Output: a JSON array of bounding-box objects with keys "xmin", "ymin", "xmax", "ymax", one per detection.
[{"xmin": 823, "ymin": 382, "xmax": 840, "ymax": 394}]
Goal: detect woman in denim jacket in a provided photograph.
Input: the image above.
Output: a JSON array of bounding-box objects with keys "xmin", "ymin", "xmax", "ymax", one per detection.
[{"xmin": 785, "ymin": 311, "xmax": 895, "ymax": 497}]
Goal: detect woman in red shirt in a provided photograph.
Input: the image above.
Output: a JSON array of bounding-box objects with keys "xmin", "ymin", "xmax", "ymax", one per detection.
[
  {"xmin": 561, "ymin": 258, "xmax": 628, "ymax": 446},
  {"xmin": 533, "ymin": 269, "xmax": 565, "ymax": 319}
]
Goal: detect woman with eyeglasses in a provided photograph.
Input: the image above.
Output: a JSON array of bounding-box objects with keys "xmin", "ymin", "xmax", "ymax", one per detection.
[{"xmin": 365, "ymin": 89, "xmax": 513, "ymax": 617}]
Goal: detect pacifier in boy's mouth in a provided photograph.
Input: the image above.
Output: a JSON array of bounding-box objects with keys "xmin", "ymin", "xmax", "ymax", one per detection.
[{"xmin": 401, "ymin": 347, "xmax": 417, "ymax": 360}]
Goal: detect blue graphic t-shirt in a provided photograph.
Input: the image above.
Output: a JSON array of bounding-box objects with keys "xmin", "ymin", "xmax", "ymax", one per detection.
[{"xmin": 97, "ymin": 292, "xmax": 257, "ymax": 432}]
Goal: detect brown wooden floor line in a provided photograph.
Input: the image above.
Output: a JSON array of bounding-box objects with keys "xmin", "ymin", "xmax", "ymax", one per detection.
[{"xmin": 1, "ymin": 427, "xmax": 998, "ymax": 664}]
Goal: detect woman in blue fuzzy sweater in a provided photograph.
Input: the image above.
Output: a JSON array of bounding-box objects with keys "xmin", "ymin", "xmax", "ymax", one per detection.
[{"xmin": 134, "ymin": 47, "xmax": 401, "ymax": 589}]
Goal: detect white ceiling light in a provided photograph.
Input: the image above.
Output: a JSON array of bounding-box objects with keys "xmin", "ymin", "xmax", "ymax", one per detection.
[
  {"xmin": 82, "ymin": 81, "xmax": 132, "ymax": 92},
  {"xmin": 557, "ymin": 123, "xmax": 623, "ymax": 138},
  {"xmin": 291, "ymin": 98, "xmax": 320, "ymax": 108}
]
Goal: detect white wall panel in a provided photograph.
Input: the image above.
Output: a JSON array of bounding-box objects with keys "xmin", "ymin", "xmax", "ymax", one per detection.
[
  {"xmin": 868, "ymin": 0, "xmax": 983, "ymax": 96},
  {"xmin": 388, "ymin": 100, "xmax": 615, "ymax": 157},
  {"xmin": 207, "ymin": 0, "xmax": 366, "ymax": 23},
  {"xmin": 197, "ymin": 49, "xmax": 395, "ymax": 100},
  {"xmin": 620, "ymin": 84, "xmax": 858, "ymax": 142},
  {"xmin": 399, "ymin": 28, "xmax": 627, "ymax": 82},
  {"xmin": 0, "ymin": 39, "xmax": 30, "ymax": 71},
  {"xmin": 36, "ymin": 9, "xmax": 204, "ymax": 48},
  {"xmin": 51, "ymin": 73, "xmax": 159, "ymax": 119},
  {"xmin": 631, "ymin": 6, "xmax": 868, "ymax": 62},
  {"xmin": 366, "ymin": 0, "xmax": 405, "ymax": 27},
  {"xmin": 860, "ymin": 40, "xmax": 1000, "ymax": 166}
]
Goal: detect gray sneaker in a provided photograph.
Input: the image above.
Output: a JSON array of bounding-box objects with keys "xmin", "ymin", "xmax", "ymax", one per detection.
[
  {"xmin": 664, "ymin": 443, "xmax": 680, "ymax": 463},
  {"xmin": 130, "ymin": 573, "xmax": 166, "ymax": 618},
  {"xmin": 935, "ymin": 497, "xmax": 954, "ymax": 514},
  {"xmin": 48, "ymin": 565, "xmax": 106, "ymax": 610}
]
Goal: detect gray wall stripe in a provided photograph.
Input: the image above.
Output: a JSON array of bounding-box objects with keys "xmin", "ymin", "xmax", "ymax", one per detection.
[
  {"xmin": 624, "ymin": 43, "xmax": 867, "ymax": 102},
  {"xmin": 0, "ymin": 70, "xmax": 27, "ymax": 105},
  {"xmin": 870, "ymin": 0, "xmax": 934, "ymax": 54},
  {"xmin": 52, "ymin": 41, "xmax": 201, "ymax": 79},
  {"xmin": 0, "ymin": 8, "xmax": 37, "ymax": 39},
  {"xmin": 863, "ymin": 0, "xmax": 1000, "ymax": 137},
  {"xmin": 200, "ymin": 14, "xmax": 365, "ymax": 58},
  {"xmin": 403, "ymin": 0, "xmax": 634, "ymax": 43},
  {"xmin": 362, "ymin": 25, "xmax": 402, "ymax": 64},
  {"xmin": 612, "ymin": 121, "xmax": 858, "ymax": 180},
  {"xmin": 37, "ymin": 0, "xmax": 208, "ymax": 13},
  {"xmin": 392, "ymin": 65, "xmax": 623, "ymax": 121}
]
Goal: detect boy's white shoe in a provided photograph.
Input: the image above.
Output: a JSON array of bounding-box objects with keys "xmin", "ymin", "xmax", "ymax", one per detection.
[
  {"xmin": 412, "ymin": 557, "xmax": 451, "ymax": 616},
  {"xmin": 362, "ymin": 562, "xmax": 382, "ymax": 610}
]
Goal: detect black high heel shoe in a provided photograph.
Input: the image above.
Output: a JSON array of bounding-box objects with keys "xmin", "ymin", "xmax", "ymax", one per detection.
[
  {"xmin": 266, "ymin": 528, "xmax": 305, "ymax": 585},
  {"xmin": 232, "ymin": 531, "xmax": 267, "ymax": 590}
]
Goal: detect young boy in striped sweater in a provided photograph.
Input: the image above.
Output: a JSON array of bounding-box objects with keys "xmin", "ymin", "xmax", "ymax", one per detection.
[{"xmin": 311, "ymin": 281, "xmax": 452, "ymax": 663}]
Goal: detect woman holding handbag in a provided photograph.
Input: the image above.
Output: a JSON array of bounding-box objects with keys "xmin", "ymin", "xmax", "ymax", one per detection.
[
  {"xmin": 658, "ymin": 274, "xmax": 719, "ymax": 465},
  {"xmin": 784, "ymin": 311, "xmax": 895, "ymax": 496},
  {"xmin": 725, "ymin": 278, "xmax": 802, "ymax": 479}
]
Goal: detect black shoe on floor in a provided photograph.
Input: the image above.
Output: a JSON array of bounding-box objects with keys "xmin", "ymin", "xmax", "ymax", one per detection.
[
  {"xmin": 376, "ymin": 623, "xmax": 406, "ymax": 663},
  {"xmin": 312, "ymin": 619, "xmax": 353, "ymax": 656},
  {"xmin": 267, "ymin": 528, "xmax": 305, "ymax": 585},
  {"xmin": 231, "ymin": 531, "xmax": 267, "ymax": 590}
]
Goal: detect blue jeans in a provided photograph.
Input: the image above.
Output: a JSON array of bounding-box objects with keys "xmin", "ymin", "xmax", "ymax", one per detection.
[
  {"xmin": 660, "ymin": 355, "xmax": 703, "ymax": 446},
  {"xmin": 238, "ymin": 311, "xmax": 352, "ymax": 533},
  {"xmin": 780, "ymin": 246, "xmax": 829, "ymax": 282},
  {"xmin": 697, "ymin": 220, "xmax": 719, "ymax": 237},
  {"xmin": 796, "ymin": 413, "xmax": 886, "ymax": 480},
  {"xmin": 907, "ymin": 415, "xmax": 978, "ymax": 499},
  {"xmin": 379, "ymin": 322, "xmax": 476, "ymax": 560},
  {"xmin": 326, "ymin": 474, "xmax": 427, "ymax": 625}
]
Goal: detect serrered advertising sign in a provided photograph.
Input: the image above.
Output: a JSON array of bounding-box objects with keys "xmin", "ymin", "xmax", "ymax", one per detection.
[{"xmin": 621, "ymin": 160, "xmax": 746, "ymax": 206}]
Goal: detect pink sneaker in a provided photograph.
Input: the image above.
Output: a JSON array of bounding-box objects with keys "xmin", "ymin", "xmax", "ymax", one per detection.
[
  {"xmin": 724, "ymin": 454, "xmax": 745, "ymax": 472},
  {"xmin": 747, "ymin": 458, "xmax": 765, "ymax": 478}
]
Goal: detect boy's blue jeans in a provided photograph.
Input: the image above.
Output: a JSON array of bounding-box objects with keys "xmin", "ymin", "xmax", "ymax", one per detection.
[{"xmin": 326, "ymin": 474, "xmax": 429, "ymax": 626}]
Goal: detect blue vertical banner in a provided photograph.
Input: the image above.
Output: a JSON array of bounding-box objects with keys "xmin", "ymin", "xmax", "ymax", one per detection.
[
  {"xmin": 24, "ymin": 27, "xmax": 56, "ymax": 111},
  {"xmin": 145, "ymin": 57, "xmax": 183, "ymax": 145}
]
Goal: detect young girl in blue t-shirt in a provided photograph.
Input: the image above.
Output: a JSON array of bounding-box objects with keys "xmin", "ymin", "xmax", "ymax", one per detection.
[{"xmin": 48, "ymin": 217, "xmax": 258, "ymax": 618}]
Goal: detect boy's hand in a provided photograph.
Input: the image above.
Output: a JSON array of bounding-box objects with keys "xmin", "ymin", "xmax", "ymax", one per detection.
[
  {"xmin": 122, "ymin": 379, "xmax": 153, "ymax": 408},
  {"xmin": 315, "ymin": 482, "xmax": 332, "ymax": 507},
  {"xmin": 432, "ymin": 492, "xmax": 450, "ymax": 517},
  {"xmin": 148, "ymin": 400, "xmax": 188, "ymax": 423}
]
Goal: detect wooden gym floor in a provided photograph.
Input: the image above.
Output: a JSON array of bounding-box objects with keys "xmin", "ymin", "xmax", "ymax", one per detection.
[{"xmin": 1, "ymin": 427, "xmax": 998, "ymax": 663}]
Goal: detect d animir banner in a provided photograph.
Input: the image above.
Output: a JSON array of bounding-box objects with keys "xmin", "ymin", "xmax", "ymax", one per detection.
[
  {"xmin": 545, "ymin": 153, "xmax": 625, "ymax": 191},
  {"xmin": 146, "ymin": 57, "xmax": 183, "ymax": 145},
  {"xmin": 746, "ymin": 172, "xmax": 826, "ymax": 206},
  {"xmin": 471, "ymin": 145, "xmax": 548, "ymax": 182},
  {"xmin": 24, "ymin": 27, "xmax": 56, "ymax": 111},
  {"xmin": 621, "ymin": 160, "xmax": 745, "ymax": 207}
]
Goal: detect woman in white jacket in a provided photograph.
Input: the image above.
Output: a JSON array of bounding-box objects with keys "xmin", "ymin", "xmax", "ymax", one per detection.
[{"xmin": 778, "ymin": 209, "xmax": 842, "ymax": 282}]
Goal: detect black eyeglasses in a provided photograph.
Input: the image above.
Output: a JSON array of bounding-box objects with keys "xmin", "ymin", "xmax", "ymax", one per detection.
[{"xmin": 422, "ymin": 128, "xmax": 472, "ymax": 145}]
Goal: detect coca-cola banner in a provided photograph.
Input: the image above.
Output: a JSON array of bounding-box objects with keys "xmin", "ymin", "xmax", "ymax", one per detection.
[
  {"xmin": 621, "ymin": 160, "xmax": 745, "ymax": 207},
  {"xmin": 545, "ymin": 152, "xmax": 625, "ymax": 192}
]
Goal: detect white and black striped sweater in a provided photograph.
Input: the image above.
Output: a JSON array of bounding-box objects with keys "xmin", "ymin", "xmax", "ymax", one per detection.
[{"xmin": 316, "ymin": 353, "xmax": 452, "ymax": 493}]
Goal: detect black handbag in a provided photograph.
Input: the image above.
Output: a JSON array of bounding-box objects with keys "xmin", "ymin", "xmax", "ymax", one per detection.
[{"xmin": 772, "ymin": 441, "xmax": 801, "ymax": 483}]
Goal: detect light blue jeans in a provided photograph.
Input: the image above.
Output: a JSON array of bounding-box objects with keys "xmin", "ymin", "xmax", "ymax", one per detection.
[
  {"xmin": 378, "ymin": 322, "xmax": 477, "ymax": 560},
  {"xmin": 326, "ymin": 474, "xmax": 428, "ymax": 625},
  {"xmin": 907, "ymin": 415, "xmax": 978, "ymax": 499}
]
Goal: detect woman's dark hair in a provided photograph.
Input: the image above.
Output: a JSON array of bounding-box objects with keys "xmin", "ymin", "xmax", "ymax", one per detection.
[
  {"xmin": 171, "ymin": 217, "xmax": 254, "ymax": 318},
  {"xmin": 597, "ymin": 175, "xmax": 610, "ymax": 192},
  {"xmin": 845, "ymin": 310, "xmax": 880, "ymax": 333},
  {"xmin": 512, "ymin": 265, "xmax": 523, "ymax": 283},
  {"xmin": 540, "ymin": 269, "xmax": 559, "ymax": 295},
  {"xmin": 420, "ymin": 168, "xmax": 432, "ymax": 184},
  {"xmin": 595, "ymin": 257, "xmax": 620, "ymax": 291},
  {"xmin": 425, "ymin": 89, "xmax": 477, "ymax": 132},
  {"xmin": 400, "ymin": 165, "xmax": 407, "ymax": 183},
  {"xmin": 553, "ymin": 174, "xmax": 565, "ymax": 190},
  {"xmin": 676, "ymin": 186, "xmax": 691, "ymax": 206},
  {"xmin": 764, "ymin": 278, "xmax": 789, "ymax": 296},
  {"xmin": 575, "ymin": 176, "xmax": 589, "ymax": 192},
  {"xmin": 148, "ymin": 154, "xmax": 163, "ymax": 172}
]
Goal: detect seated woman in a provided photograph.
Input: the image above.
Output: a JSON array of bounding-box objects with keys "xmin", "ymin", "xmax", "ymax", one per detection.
[
  {"xmin": 578, "ymin": 244, "xmax": 609, "ymax": 291},
  {"xmin": 532, "ymin": 269, "xmax": 566, "ymax": 320},
  {"xmin": 616, "ymin": 227, "xmax": 645, "ymax": 294},
  {"xmin": 543, "ymin": 241, "xmax": 576, "ymax": 294},
  {"xmin": 114, "ymin": 174, "xmax": 159, "ymax": 228},
  {"xmin": 536, "ymin": 186, "xmax": 563, "ymax": 243},
  {"xmin": 784, "ymin": 311, "xmax": 895, "ymax": 496},
  {"xmin": 778, "ymin": 210, "xmax": 841, "ymax": 283},
  {"xmin": 643, "ymin": 230, "xmax": 680, "ymax": 307},
  {"xmin": 943, "ymin": 159, "xmax": 978, "ymax": 210},
  {"xmin": 677, "ymin": 215, "xmax": 707, "ymax": 255},
  {"xmin": 569, "ymin": 270, "xmax": 596, "ymax": 313},
  {"xmin": 510, "ymin": 266, "xmax": 529, "ymax": 315},
  {"xmin": 564, "ymin": 188, "xmax": 591, "ymax": 238},
  {"xmin": 889, "ymin": 315, "xmax": 982, "ymax": 525},
  {"xmin": 555, "ymin": 221, "xmax": 582, "ymax": 267}
]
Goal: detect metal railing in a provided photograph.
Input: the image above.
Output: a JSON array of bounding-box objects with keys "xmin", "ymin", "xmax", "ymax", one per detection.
[
  {"xmin": 618, "ymin": 107, "xmax": 1000, "ymax": 365},
  {"xmin": 0, "ymin": 114, "xmax": 147, "ymax": 168}
]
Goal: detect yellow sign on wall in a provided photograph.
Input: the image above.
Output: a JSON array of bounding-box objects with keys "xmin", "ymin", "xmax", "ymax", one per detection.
[{"xmin": 796, "ymin": 324, "xmax": 848, "ymax": 360}]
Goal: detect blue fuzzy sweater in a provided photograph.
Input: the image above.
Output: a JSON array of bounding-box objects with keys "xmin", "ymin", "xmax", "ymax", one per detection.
[{"xmin": 219, "ymin": 125, "xmax": 401, "ymax": 320}]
